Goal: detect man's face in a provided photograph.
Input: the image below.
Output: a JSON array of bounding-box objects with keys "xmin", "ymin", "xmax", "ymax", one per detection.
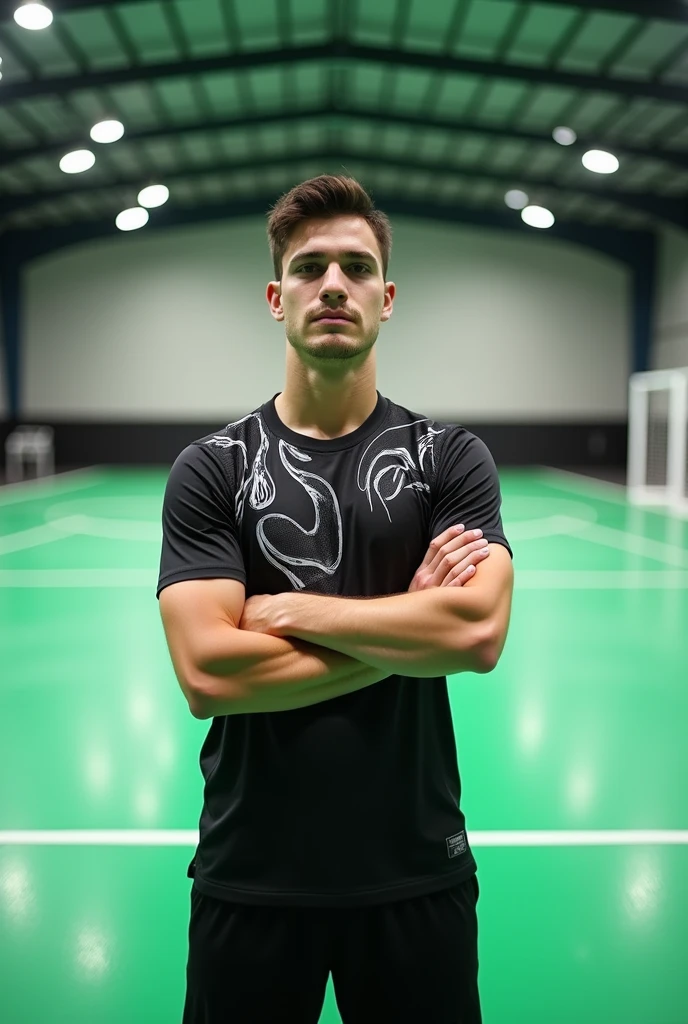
[{"xmin": 267, "ymin": 215, "xmax": 395, "ymax": 366}]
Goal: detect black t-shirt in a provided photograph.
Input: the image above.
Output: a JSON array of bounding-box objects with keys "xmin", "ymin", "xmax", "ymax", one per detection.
[{"xmin": 157, "ymin": 391, "xmax": 512, "ymax": 908}]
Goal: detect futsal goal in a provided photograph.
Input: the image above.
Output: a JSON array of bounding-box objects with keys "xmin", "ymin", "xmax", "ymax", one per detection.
[{"xmin": 627, "ymin": 366, "xmax": 688, "ymax": 514}]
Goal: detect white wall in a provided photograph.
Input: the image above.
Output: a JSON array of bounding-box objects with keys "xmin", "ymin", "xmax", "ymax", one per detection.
[
  {"xmin": 653, "ymin": 226, "xmax": 688, "ymax": 371},
  {"xmin": 22, "ymin": 215, "xmax": 631, "ymax": 423}
]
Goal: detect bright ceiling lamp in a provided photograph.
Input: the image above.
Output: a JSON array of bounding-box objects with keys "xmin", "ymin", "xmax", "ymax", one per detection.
[
  {"xmin": 138, "ymin": 184, "xmax": 169, "ymax": 208},
  {"xmin": 59, "ymin": 149, "xmax": 95, "ymax": 174},
  {"xmin": 521, "ymin": 205, "xmax": 555, "ymax": 229},
  {"xmin": 504, "ymin": 189, "xmax": 529, "ymax": 210},
  {"xmin": 552, "ymin": 126, "xmax": 577, "ymax": 146},
  {"xmin": 90, "ymin": 120, "xmax": 125, "ymax": 144},
  {"xmin": 14, "ymin": 3, "xmax": 53, "ymax": 29},
  {"xmin": 582, "ymin": 149, "xmax": 619, "ymax": 174},
  {"xmin": 116, "ymin": 207, "xmax": 149, "ymax": 232}
]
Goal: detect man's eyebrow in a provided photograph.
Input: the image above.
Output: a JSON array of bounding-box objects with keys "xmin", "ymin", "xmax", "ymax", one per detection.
[{"xmin": 288, "ymin": 250, "xmax": 379, "ymax": 267}]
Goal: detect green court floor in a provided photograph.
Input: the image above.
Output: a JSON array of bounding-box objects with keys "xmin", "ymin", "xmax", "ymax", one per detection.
[{"xmin": 1, "ymin": 467, "xmax": 686, "ymax": 1023}]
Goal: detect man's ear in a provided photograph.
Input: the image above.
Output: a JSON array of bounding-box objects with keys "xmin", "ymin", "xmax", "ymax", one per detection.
[
  {"xmin": 266, "ymin": 281, "xmax": 284, "ymax": 322},
  {"xmin": 380, "ymin": 281, "xmax": 396, "ymax": 323}
]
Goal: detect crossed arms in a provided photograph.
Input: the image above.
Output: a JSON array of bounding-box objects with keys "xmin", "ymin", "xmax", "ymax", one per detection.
[{"xmin": 159, "ymin": 541, "xmax": 514, "ymax": 719}]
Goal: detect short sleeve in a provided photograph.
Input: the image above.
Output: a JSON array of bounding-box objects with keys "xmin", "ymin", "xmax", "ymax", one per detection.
[
  {"xmin": 429, "ymin": 427, "xmax": 512, "ymax": 559},
  {"xmin": 156, "ymin": 443, "xmax": 246, "ymax": 599}
]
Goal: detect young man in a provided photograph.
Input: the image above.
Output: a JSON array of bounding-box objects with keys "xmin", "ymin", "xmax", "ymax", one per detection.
[{"xmin": 157, "ymin": 175, "xmax": 513, "ymax": 1024}]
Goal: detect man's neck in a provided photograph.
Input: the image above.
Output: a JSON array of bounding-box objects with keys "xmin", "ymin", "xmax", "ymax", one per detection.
[{"xmin": 274, "ymin": 367, "xmax": 378, "ymax": 441}]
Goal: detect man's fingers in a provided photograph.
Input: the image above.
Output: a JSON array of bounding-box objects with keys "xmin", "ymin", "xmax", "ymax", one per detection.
[
  {"xmin": 424, "ymin": 527, "xmax": 485, "ymax": 576},
  {"xmin": 441, "ymin": 547, "xmax": 490, "ymax": 586},
  {"xmin": 410, "ymin": 528, "xmax": 490, "ymax": 592},
  {"xmin": 417, "ymin": 524, "xmax": 466, "ymax": 571},
  {"xmin": 447, "ymin": 567, "xmax": 477, "ymax": 587},
  {"xmin": 426, "ymin": 538, "xmax": 489, "ymax": 587}
]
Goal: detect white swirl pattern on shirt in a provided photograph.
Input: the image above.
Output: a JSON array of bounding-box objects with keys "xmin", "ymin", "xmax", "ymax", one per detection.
[
  {"xmin": 205, "ymin": 415, "xmax": 445, "ymax": 589},
  {"xmin": 357, "ymin": 420, "xmax": 445, "ymax": 522}
]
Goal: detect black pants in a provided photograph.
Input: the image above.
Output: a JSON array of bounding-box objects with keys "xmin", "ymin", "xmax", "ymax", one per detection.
[{"xmin": 183, "ymin": 873, "xmax": 481, "ymax": 1023}]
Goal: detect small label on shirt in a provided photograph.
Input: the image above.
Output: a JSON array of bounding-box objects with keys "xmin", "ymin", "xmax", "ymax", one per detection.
[{"xmin": 446, "ymin": 831, "xmax": 467, "ymax": 858}]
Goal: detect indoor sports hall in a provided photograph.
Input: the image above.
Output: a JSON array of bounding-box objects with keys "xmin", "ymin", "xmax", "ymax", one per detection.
[{"xmin": 1, "ymin": 2, "xmax": 687, "ymax": 1023}]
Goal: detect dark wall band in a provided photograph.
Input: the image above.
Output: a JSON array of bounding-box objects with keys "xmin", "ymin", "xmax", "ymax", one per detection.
[{"xmin": 0, "ymin": 420, "xmax": 627, "ymax": 469}]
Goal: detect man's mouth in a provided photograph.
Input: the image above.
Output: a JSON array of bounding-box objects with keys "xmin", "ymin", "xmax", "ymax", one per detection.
[{"xmin": 313, "ymin": 313, "xmax": 354, "ymax": 324}]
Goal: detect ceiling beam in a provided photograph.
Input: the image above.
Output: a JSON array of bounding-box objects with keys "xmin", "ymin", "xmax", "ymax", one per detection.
[
  {"xmin": 0, "ymin": 0, "xmax": 149, "ymax": 16},
  {"xmin": 0, "ymin": 194, "xmax": 654, "ymax": 276},
  {"xmin": 1, "ymin": 146, "xmax": 683, "ymax": 225},
  {"xmin": 2, "ymin": 103, "xmax": 687, "ymax": 176},
  {"xmin": 1, "ymin": 0, "xmax": 687, "ymax": 25},
  {"xmin": 1, "ymin": 42, "xmax": 687, "ymax": 107},
  {"xmin": 489, "ymin": 0, "xmax": 688, "ymax": 21}
]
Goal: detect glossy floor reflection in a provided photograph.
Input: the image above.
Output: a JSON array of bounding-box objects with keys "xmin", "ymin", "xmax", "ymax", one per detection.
[
  {"xmin": 1, "ymin": 467, "xmax": 686, "ymax": 1023},
  {"xmin": 1, "ymin": 844, "xmax": 686, "ymax": 1023}
]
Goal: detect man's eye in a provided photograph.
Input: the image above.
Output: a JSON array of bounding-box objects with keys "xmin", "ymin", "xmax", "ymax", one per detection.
[
  {"xmin": 298, "ymin": 264, "xmax": 317, "ymax": 273},
  {"xmin": 350, "ymin": 264, "xmax": 370, "ymax": 273}
]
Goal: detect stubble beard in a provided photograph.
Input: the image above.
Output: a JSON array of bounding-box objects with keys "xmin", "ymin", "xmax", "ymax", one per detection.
[{"xmin": 286, "ymin": 318, "xmax": 379, "ymax": 363}]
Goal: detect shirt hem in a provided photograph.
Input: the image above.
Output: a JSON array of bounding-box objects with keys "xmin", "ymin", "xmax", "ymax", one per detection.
[
  {"xmin": 156, "ymin": 567, "xmax": 247, "ymax": 598},
  {"xmin": 191, "ymin": 856, "xmax": 477, "ymax": 908}
]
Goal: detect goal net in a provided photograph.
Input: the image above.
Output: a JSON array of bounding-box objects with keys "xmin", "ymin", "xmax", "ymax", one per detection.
[{"xmin": 627, "ymin": 367, "xmax": 688, "ymax": 513}]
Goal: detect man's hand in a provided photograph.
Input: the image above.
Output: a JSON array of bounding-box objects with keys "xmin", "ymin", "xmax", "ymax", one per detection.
[
  {"xmin": 238, "ymin": 593, "xmax": 285, "ymax": 636},
  {"xmin": 408, "ymin": 525, "xmax": 490, "ymax": 592},
  {"xmin": 238, "ymin": 525, "xmax": 490, "ymax": 634}
]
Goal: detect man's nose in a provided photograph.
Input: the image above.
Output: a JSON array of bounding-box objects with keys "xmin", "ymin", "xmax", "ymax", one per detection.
[{"xmin": 320, "ymin": 264, "xmax": 348, "ymax": 301}]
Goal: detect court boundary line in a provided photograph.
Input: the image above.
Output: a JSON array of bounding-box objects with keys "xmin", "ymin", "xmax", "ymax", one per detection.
[
  {"xmin": 573, "ymin": 521, "xmax": 688, "ymax": 568},
  {"xmin": 0, "ymin": 520, "xmax": 78, "ymax": 556},
  {"xmin": 538, "ymin": 467, "xmax": 628, "ymax": 497},
  {"xmin": 1, "ymin": 830, "xmax": 686, "ymax": 847},
  {"xmin": 539, "ymin": 467, "xmax": 688, "ymax": 519},
  {"xmin": 2, "ymin": 569, "xmax": 688, "ymax": 589},
  {"xmin": 0, "ymin": 467, "xmax": 103, "ymax": 507},
  {"xmin": 544, "ymin": 468, "xmax": 688, "ymax": 520},
  {"xmin": 1, "ymin": 473, "xmax": 685, "ymax": 588}
]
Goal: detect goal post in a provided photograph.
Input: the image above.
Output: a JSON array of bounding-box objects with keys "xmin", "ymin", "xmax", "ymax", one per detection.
[{"xmin": 627, "ymin": 367, "xmax": 688, "ymax": 513}]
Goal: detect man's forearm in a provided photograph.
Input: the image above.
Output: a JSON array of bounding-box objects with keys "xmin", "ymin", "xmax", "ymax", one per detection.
[
  {"xmin": 192, "ymin": 630, "xmax": 388, "ymax": 717},
  {"xmin": 275, "ymin": 588, "xmax": 485, "ymax": 677}
]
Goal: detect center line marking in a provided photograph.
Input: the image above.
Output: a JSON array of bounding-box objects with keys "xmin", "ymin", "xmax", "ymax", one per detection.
[{"xmin": 1, "ymin": 830, "xmax": 686, "ymax": 847}]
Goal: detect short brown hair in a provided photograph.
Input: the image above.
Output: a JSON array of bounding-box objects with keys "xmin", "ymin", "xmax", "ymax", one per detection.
[{"xmin": 267, "ymin": 174, "xmax": 392, "ymax": 280}]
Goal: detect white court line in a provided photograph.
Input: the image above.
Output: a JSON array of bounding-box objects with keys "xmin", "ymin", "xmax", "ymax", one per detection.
[
  {"xmin": 574, "ymin": 522, "xmax": 688, "ymax": 568},
  {"xmin": 541, "ymin": 467, "xmax": 688, "ymax": 519},
  {"xmin": 471, "ymin": 830, "xmax": 688, "ymax": 847},
  {"xmin": 516, "ymin": 570, "xmax": 688, "ymax": 589},
  {"xmin": 49, "ymin": 514, "xmax": 161, "ymax": 543},
  {"xmin": 0, "ymin": 519, "xmax": 82, "ymax": 556},
  {"xmin": 1, "ymin": 569, "xmax": 688, "ymax": 589},
  {"xmin": 0, "ymin": 829, "xmax": 686, "ymax": 847},
  {"xmin": 0, "ymin": 569, "xmax": 155, "ymax": 587},
  {"xmin": 538, "ymin": 467, "xmax": 628, "ymax": 499},
  {"xmin": 0, "ymin": 468, "xmax": 103, "ymax": 507},
  {"xmin": 506, "ymin": 514, "xmax": 595, "ymax": 542}
]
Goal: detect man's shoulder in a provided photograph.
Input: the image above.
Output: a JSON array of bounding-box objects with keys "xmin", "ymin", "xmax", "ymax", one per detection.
[
  {"xmin": 191, "ymin": 405, "xmax": 267, "ymax": 450},
  {"xmin": 384, "ymin": 396, "xmax": 461, "ymax": 433},
  {"xmin": 383, "ymin": 396, "xmax": 475, "ymax": 451},
  {"xmin": 384, "ymin": 399, "xmax": 496, "ymax": 478},
  {"xmin": 166, "ymin": 405, "xmax": 268, "ymax": 492}
]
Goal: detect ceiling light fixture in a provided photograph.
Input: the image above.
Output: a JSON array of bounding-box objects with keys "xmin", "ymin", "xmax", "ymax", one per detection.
[
  {"xmin": 582, "ymin": 149, "xmax": 619, "ymax": 174},
  {"xmin": 138, "ymin": 185, "xmax": 169, "ymax": 208},
  {"xmin": 116, "ymin": 208, "xmax": 149, "ymax": 232},
  {"xmin": 552, "ymin": 126, "xmax": 577, "ymax": 146},
  {"xmin": 59, "ymin": 150, "xmax": 95, "ymax": 174},
  {"xmin": 90, "ymin": 120, "xmax": 125, "ymax": 144},
  {"xmin": 13, "ymin": 2, "xmax": 53, "ymax": 30},
  {"xmin": 505, "ymin": 189, "xmax": 529, "ymax": 210},
  {"xmin": 521, "ymin": 206, "xmax": 555, "ymax": 229}
]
